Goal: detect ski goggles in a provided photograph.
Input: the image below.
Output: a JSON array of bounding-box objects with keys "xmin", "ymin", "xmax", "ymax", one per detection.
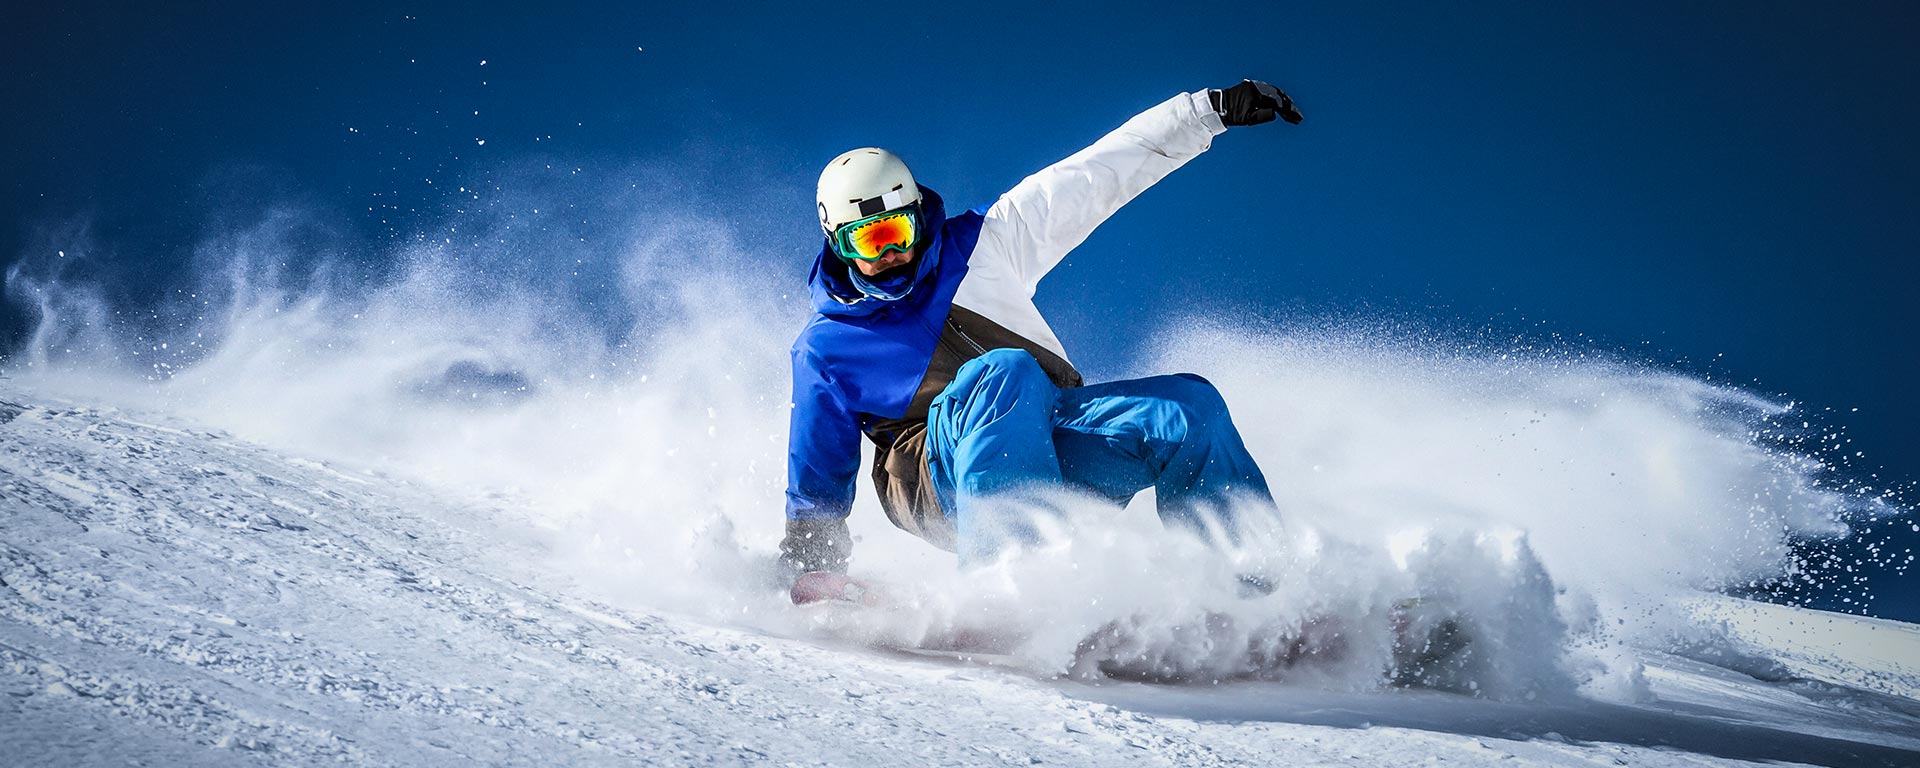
[{"xmin": 830, "ymin": 206, "xmax": 922, "ymax": 262}]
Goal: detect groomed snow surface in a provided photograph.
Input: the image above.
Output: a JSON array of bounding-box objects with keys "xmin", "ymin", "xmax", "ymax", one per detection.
[{"xmin": 3, "ymin": 391, "xmax": 1917, "ymax": 767}]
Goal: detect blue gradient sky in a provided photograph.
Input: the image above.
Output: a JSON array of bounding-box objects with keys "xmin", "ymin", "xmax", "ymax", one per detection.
[{"xmin": 4, "ymin": 2, "xmax": 1915, "ymax": 616}]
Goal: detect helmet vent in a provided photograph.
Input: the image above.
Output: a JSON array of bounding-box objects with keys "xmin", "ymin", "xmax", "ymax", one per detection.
[{"xmin": 890, "ymin": 184, "xmax": 903, "ymax": 191}]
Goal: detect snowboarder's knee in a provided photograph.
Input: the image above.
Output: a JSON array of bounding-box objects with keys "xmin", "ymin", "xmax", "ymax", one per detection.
[
  {"xmin": 965, "ymin": 348, "xmax": 1049, "ymax": 384},
  {"xmin": 1164, "ymin": 373, "xmax": 1232, "ymax": 427}
]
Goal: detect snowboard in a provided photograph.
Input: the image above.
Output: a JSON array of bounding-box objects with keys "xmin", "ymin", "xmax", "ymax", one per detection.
[
  {"xmin": 790, "ymin": 571, "xmax": 1025, "ymax": 659},
  {"xmin": 1073, "ymin": 597, "xmax": 1476, "ymax": 688},
  {"xmin": 790, "ymin": 571, "xmax": 902, "ymax": 609},
  {"xmin": 791, "ymin": 572, "xmax": 1474, "ymax": 688}
]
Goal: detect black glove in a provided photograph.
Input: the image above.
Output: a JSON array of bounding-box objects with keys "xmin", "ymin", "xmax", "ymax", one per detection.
[
  {"xmin": 1210, "ymin": 80, "xmax": 1303, "ymax": 127},
  {"xmin": 778, "ymin": 517, "xmax": 852, "ymax": 582}
]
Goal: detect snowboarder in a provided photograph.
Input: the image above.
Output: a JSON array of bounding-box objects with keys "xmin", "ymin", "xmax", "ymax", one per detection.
[{"xmin": 781, "ymin": 81, "xmax": 1304, "ymax": 581}]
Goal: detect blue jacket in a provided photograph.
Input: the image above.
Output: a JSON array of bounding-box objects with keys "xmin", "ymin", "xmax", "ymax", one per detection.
[{"xmin": 785, "ymin": 187, "xmax": 985, "ymax": 520}]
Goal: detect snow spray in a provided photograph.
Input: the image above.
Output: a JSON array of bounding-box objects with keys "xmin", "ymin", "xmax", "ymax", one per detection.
[{"xmin": 2, "ymin": 179, "xmax": 1903, "ymax": 701}]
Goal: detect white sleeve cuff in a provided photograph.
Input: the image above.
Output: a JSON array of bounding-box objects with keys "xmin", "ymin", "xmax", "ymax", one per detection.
[{"xmin": 1187, "ymin": 90, "xmax": 1228, "ymax": 136}]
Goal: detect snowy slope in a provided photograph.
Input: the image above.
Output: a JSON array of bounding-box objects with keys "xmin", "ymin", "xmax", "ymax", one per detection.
[{"xmin": 3, "ymin": 391, "xmax": 1918, "ymax": 767}]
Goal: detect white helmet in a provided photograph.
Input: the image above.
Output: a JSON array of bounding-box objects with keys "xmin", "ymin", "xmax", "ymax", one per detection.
[{"xmin": 816, "ymin": 148, "xmax": 921, "ymax": 234}]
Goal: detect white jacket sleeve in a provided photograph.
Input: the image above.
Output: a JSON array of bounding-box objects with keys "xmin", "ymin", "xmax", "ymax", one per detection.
[{"xmin": 979, "ymin": 90, "xmax": 1227, "ymax": 292}]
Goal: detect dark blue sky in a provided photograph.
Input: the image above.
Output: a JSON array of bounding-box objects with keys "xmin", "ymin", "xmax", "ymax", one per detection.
[{"xmin": 4, "ymin": 2, "xmax": 1915, "ymax": 615}]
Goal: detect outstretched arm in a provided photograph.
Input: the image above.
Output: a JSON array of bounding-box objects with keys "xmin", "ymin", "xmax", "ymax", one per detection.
[
  {"xmin": 977, "ymin": 81, "xmax": 1301, "ymax": 292},
  {"xmin": 780, "ymin": 348, "xmax": 860, "ymax": 579}
]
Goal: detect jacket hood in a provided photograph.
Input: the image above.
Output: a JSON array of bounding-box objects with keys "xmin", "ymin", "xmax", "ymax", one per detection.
[{"xmin": 809, "ymin": 185, "xmax": 947, "ymax": 317}]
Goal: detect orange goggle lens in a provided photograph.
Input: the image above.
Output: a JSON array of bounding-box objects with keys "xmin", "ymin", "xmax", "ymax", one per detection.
[{"xmin": 835, "ymin": 209, "xmax": 919, "ymax": 261}]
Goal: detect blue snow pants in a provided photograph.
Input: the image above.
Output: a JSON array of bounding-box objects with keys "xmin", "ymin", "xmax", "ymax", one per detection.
[{"xmin": 924, "ymin": 348, "xmax": 1276, "ymax": 562}]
